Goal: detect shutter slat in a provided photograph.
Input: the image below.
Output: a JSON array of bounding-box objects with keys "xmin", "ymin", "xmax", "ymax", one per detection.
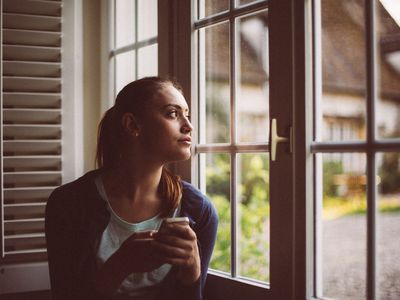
[
  {"xmin": 4, "ymin": 61, "xmax": 61, "ymax": 78},
  {"xmin": 4, "ymin": 171, "xmax": 62, "ymax": 188},
  {"xmin": 5, "ymin": 249, "xmax": 47, "ymax": 256},
  {"xmin": 3, "ymin": 108, "xmax": 61, "ymax": 124},
  {"xmin": 4, "ymin": 140, "xmax": 61, "ymax": 155},
  {"xmin": 4, "ymin": 156, "xmax": 61, "ymax": 171},
  {"xmin": 3, "ymin": 45, "xmax": 61, "ymax": 62},
  {"xmin": 4, "ymin": 219, "xmax": 45, "ymax": 235},
  {"xmin": 3, "ymin": 13, "xmax": 61, "ymax": 32},
  {"xmin": 3, "ymin": 29, "xmax": 61, "ymax": 47},
  {"xmin": 3, "ymin": 0, "xmax": 61, "ymax": 17},
  {"xmin": 4, "ymin": 93, "xmax": 61, "ymax": 109},
  {"xmin": 3, "ymin": 77, "xmax": 61, "ymax": 93},
  {"xmin": 4, "ymin": 187, "xmax": 55, "ymax": 204},
  {"xmin": 4, "ymin": 234, "xmax": 46, "ymax": 253},
  {"xmin": 3, "ymin": 125, "xmax": 61, "ymax": 140},
  {"xmin": 4, "ymin": 204, "xmax": 46, "ymax": 220}
]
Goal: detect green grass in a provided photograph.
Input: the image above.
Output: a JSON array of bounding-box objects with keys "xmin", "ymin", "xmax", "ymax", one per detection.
[{"xmin": 323, "ymin": 196, "xmax": 400, "ymax": 220}]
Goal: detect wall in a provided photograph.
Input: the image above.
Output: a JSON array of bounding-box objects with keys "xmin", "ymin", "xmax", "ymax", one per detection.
[{"xmin": 82, "ymin": 0, "xmax": 101, "ymax": 172}]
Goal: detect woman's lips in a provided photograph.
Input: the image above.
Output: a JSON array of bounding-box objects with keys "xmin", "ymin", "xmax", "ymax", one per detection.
[{"xmin": 178, "ymin": 136, "xmax": 192, "ymax": 145}]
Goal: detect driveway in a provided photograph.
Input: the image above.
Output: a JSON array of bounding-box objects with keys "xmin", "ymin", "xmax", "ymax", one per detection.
[{"xmin": 322, "ymin": 213, "xmax": 400, "ymax": 299}]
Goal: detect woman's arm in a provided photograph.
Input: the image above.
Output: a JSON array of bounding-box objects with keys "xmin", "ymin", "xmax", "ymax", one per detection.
[{"xmin": 154, "ymin": 199, "xmax": 219, "ymax": 299}]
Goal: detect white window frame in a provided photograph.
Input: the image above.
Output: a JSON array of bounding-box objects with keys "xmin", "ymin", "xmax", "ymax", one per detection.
[{"xmin": 102, "ymin": 0, "xmax": 158, "ymax": 112}]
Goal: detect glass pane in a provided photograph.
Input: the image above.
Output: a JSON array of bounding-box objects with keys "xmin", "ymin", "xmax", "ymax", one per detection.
[
  {"xmin": 138, "ymin": 0, "xmax": 157, "ymax": 41},
  {"xmin": 377, "ymin": 2, "xmax": 400, "ymax": 139},
  {"xmin": 200, "ymin": 153, "xmax": 231, "ymax": 274},
  {"xmin": 115, "ymin": 51, "xmax": 135, "ymax": 96},
  {"xmin": 238, "ymin": 0, "xmax": 261, "ymax": 6},
  {"xmin": 317, "ymin": 153, "xmax": 367, "ymax": 299},
  {"xmin": 115, "ymin": 0, "xmax": 135, "ymax": 48},
  {"xmin": 237, "ymin": 153, "xmax": 269, "ymax": 282},
  {"xmin": 377, "ymin": 152, "xmax": 400, "ymax": 299},
  {"xmin": 199, "ymin": 23, "xmax": 230, "ymax": 144},
  {"xmin": 138, "ymin": 44, "xmax": 158, "ymax": 78},
  {"xmin": 198, "ymin": 0, "xmax": 229, "ymax": 19},
  {"xmin": 237, "ymin": 11, "xmax": 269, "ymax": 143},
  {"xmin": 318, "ymin": 1, "xmax": 366, "ymax": 142}
]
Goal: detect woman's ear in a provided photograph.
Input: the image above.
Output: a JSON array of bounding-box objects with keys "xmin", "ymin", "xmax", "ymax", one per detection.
[{"xmin": 121, "ymin": 112, "xmax": 141, "ymax": 137}]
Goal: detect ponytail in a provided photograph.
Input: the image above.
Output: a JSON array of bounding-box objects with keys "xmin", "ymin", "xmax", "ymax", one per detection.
[
  {"xmin": 159, "ymin": 168, "xmax": 182, "ymax": 216},
  {"xmin": 96, "ymin": 107, "xmax": 120, "ymax": 169}
]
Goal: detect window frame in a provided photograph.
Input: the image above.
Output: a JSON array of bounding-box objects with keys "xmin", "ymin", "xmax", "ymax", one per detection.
[
  {"xmin": 105, "ymin": 0, "xmax": 158, "ymax": 107},
  {"xmin": 311, "ymin": 1, "xmax": 400, "ymax": 299},
  {"xmin": 169, "ymin": 1, "xmax": 313, "ymax": 299}
]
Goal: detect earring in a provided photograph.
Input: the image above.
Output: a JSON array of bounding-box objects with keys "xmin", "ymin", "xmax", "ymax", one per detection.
[{"xmin": 135, "ymin": 132, "xmax": 139, "ymax": 137}]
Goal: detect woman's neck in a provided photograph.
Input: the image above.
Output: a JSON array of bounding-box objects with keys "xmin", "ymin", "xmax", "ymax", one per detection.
[
  {"xmin": 104, "ymin": 163, "xmax": 162, "ymax": 203},
  {"xmin": 101, "ymin": 162, "xmax": 165, "ymax": 223}
]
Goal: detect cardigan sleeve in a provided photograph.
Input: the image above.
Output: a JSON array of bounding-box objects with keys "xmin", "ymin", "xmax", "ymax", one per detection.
[
  {"xmin": 45, "ymin": 186, "xmax": 109, "ymax": 300},
  {"xmin": 173, "ymin": 187, "xmax": 219, "ymax": 300}
]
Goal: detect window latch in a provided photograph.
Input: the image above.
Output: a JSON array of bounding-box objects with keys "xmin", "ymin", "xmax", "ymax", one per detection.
[{"xmin": 270, "ymin": 118, "xmax": 292, "ymax": 161}]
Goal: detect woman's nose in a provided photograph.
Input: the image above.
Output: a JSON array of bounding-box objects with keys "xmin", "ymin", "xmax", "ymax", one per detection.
[{"xmin": 181, "ymin": 118, "xmax": 193, "ymax": 134}]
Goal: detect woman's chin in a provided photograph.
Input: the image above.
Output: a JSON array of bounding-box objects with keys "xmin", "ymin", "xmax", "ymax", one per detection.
[{"xmin": 168, "ymin": 149, "xmax": 191, "ymax": 162}]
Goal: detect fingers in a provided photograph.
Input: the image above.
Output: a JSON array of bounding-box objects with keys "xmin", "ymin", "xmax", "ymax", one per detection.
[
  {"xmin": 151, "ymin": 241, "xmax": 193, "ymax": 267},
  {"xmin": 151, "ymin": 237, "xmax": 199, "ymax": 268},
  {"xmin": 156, "ymin": 223, "xmax": 197, "ymax": 240}
]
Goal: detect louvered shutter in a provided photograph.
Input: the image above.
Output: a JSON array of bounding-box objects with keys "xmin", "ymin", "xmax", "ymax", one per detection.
[{"xmin": 1, "ymin": 0, "xmax": 62, "ymax": 266}]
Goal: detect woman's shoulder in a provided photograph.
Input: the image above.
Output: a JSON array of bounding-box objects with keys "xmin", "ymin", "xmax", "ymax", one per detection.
[
  {"xmin": 180, "ymin": 181, "xmax": 218, "ymax": 230},
  {"xmin": 49, "ymin": 170, "xmax": 99, "ymax": 198},
  {"xmin": 46, "ymin": 169, "xmax": 102, "ymax": 216}
]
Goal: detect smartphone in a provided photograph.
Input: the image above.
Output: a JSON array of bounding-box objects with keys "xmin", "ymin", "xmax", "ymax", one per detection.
[
  {"xmin": 158, "ymin": 217, "xmax": 189, "ymax": 234},
  {"xmin": 134, "ymin": 230, "xmax": 156, "ymax": 241}
]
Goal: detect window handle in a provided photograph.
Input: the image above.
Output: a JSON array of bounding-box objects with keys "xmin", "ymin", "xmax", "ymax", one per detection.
[{"xmin": 270, "ymin": 118, "xmax": 292, "ymax": 161}]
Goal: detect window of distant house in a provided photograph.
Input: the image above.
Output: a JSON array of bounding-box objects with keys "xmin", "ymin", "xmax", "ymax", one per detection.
[
  {"xmin": 313, "ymin": 0, "xmax": 400, "ymax": 299},
  {"xmin": 194, "ymin": 0, "xmax": 270, "ymax": 284},
  {"xmin": 109, "ymin": 0, "xmax": 158, "ymax": 98}
]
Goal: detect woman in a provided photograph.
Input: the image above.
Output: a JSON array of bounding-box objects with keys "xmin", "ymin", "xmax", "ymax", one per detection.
[{"xmin": 45, "ymin": 77, "xmax": 218, "ymax": 299}]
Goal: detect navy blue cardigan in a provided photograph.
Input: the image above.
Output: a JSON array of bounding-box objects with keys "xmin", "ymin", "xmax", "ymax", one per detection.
[{"xmin": 45, "ymin": 169, "xmax": 218, "ymax": 299}]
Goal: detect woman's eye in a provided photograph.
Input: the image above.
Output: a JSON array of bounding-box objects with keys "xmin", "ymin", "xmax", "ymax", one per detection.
[
  {"xmin": 168, "ymin": 111, "xmax": 178, "ymax": 118},
  {"xmin": 185, "ymin": 115, "xmax": 191, "ymax": 121}
]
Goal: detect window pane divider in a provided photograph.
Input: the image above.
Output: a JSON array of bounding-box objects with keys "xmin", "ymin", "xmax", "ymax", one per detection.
[
  {"xmin": 134, "ymin": 0, "xmax": 139, "ymax": 79},
  {"xmin": 310, "ymin": 140, "xmax": 400, "ymax": 153},
  {"xmin": 109, "ymin": 36, "xmax": 157, "ymax": 57},
  {"xmin": 365, "ymin": 0, "xmax": 378, "ymax": 299},
  {"xmin": 230, "ymin": 0, "xmax": 238, "ymax": 277},
  {"xmin": 194, "ymin": 0, "xmax": 268, "ymax": 29},
  {"xmin": 196, "ymin": 143, "xmax": 269, "ymax": 153}
]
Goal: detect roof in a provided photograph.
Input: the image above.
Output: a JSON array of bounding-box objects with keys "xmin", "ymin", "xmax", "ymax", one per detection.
[{"xmin": 322, "ymin": 0, "xmax": 400, "ymax": 100}]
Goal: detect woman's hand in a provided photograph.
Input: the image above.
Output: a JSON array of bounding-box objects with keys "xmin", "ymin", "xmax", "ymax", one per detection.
[
  {"xmin": 95, "ymin": 230, "xmax": 163, "ymax": 296},
  {"xmin": 154, "ymin": 222, "xmax": 201, "ymax": 285},
  {"xmin": 117, "ymin": 230, "xmax": 163, "ymax": 273}
]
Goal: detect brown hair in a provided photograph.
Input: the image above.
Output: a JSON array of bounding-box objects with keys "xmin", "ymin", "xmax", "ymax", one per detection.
[{"xmin": 96, "ymin": 77, "xmax": 183, "ymax": 215}]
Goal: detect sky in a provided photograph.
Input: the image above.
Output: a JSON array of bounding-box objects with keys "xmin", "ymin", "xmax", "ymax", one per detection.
[{"xmin": 380, "ymin": 0, "xmax": 400, "ymax": 26}]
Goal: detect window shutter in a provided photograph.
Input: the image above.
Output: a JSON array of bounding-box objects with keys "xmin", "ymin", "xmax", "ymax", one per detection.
[{"xmin": 1, "ymin": 0, "xmax": 62, "ymax": 264}]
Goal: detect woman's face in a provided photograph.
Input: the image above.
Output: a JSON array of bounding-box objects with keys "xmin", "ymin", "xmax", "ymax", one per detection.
[{"xmin": 137, "ymin": 85, "xmax": 193, "ymax": 164}]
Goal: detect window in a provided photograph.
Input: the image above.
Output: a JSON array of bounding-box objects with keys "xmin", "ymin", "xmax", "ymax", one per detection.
[
  {"xmin": 194, "ymin": 0, "xmax": 270, "ymax": 284},
  {"xmin": 313, "ymin": 0, "xmax": 400, "ymax": 299},
  {"xmin": 107, "ymin": 0, "xmax": 158, "ymax": 101}
]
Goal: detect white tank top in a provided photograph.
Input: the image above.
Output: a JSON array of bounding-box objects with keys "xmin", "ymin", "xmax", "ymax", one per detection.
[{"xmin": 95, "ymin": 175, "xmax": 178, "ymax": 299}]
